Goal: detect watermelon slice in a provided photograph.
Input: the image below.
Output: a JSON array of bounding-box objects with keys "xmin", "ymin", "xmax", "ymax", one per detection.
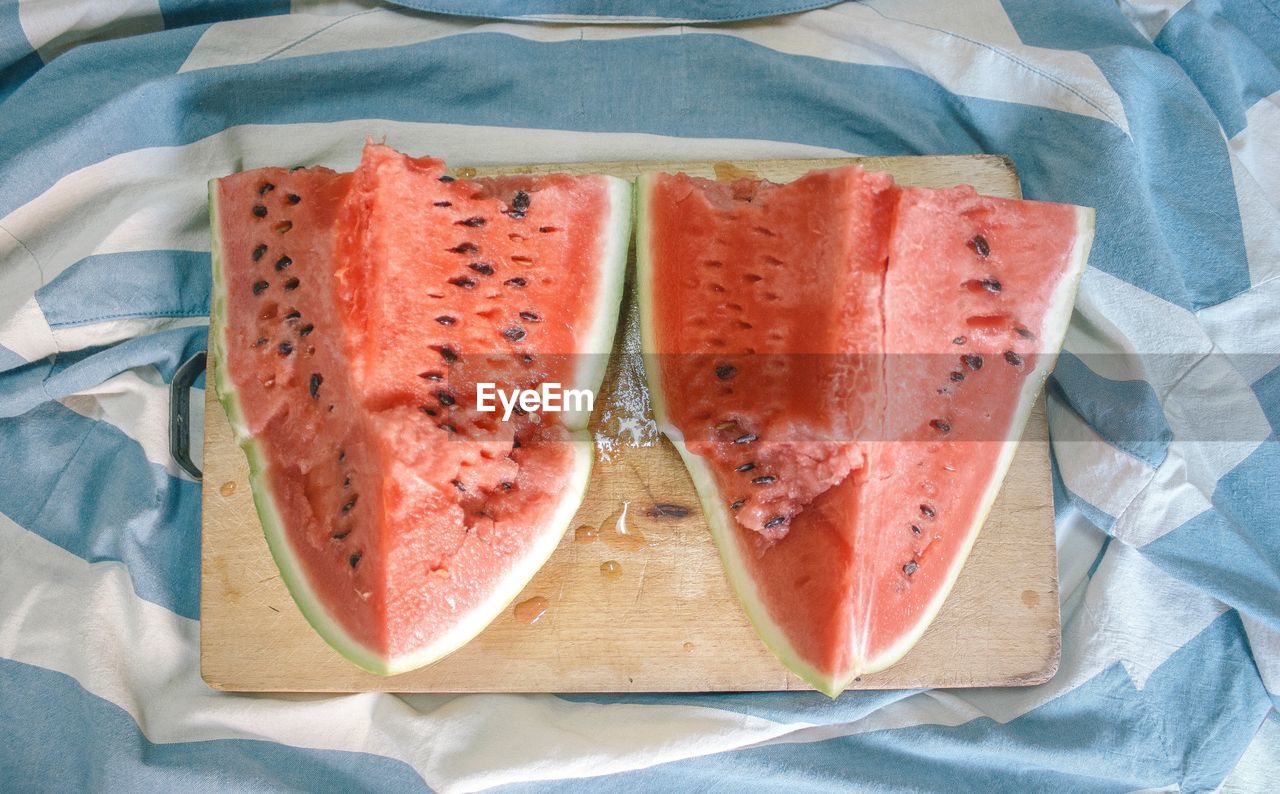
[
  {"xmin": 209, "ymin": 144, "xmax": 630, "ymax": 674},
  {"xmin": 637, "ymin": 167, "xmax": 1092, "ymax": 695}
]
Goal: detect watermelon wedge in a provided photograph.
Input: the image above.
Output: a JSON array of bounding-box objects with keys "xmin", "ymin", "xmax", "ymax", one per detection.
[
  {"xmin": 637, "ymin": 167, "xmax": 1092, "ymax": 695},
  {"xmin": 210, "ymin": 144, "xmax": 630, "ymax": 674}
]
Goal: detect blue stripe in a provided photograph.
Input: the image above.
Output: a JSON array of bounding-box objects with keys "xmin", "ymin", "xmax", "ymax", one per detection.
[
  {"xmin": 384, "ymin": 0, "xmax": 840, "ymax": 21},
  {"xmin": 1050, "ymin": 355, "xmax": 1172, "ymax": 468},
  {"xmin": 0, "ymin": 325, "xmax": 208, "ymax": 418},
  {"xmin": 0, "ymin": 343, "xmax": 25, "ymax": 373},
  {"xmin": 1141, "ymin": 439, "xmax": 1280, "ymax": 634},
  {"xmin": 0, "ymin": 0, "xmax": 40, "ymax": 102},
  {"xmin": 0, "ymin": 656, "xmax": 431, "ymax": 791},
  {"xmin": 505, "ymin": 612, "xmax": 1270, "ymax": 793},
  {"xmin": 1252, "ymin": 363, "xmax": 1280, "ymax": 436},
  {"xmin": 1, "ymin": 28, "xmax": 1237, "ymax": 315},
  {"xmin": 0, "ymin": 402, "xmax": 200, "ymax": 618},
  {"xmin": 1154, "ymin": 0, "xmax": 1280, "ymax": 137},
  {"xmin": 35, "ymin": 250, "xmax": 211, "ymax": 328},
  {"xmin": 158, "ymin": 0, "xmax": 290, "ymax": 30},
  {"xmin": 1001, "ymin": 0, "xmax": 1252, "ymax": 308}
]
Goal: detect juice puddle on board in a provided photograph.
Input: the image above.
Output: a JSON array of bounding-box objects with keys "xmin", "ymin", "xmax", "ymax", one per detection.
[{"xmin": 513, "ymin": 596, "xmax": 549, "ymax": 625}]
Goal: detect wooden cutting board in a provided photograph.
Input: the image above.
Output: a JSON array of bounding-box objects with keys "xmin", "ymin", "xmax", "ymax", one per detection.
[{"xmin": 200, "ymin": 155, "xmax": 1061, "ymax": 693}]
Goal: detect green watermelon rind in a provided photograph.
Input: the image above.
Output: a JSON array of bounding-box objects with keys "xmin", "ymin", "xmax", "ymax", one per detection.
[
  {"xmin": 636, "ymin": 172, "xmax": 1094, "ymax": 696},
  {"xmin": 208, "ymin": 174, "xmax": 631, "ymax": 676}
]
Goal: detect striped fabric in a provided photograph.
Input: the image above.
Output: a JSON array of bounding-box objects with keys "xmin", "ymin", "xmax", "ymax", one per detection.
[{"xmin": 1, "ymin": 0, "xmax": 1277, "ymax": 790}]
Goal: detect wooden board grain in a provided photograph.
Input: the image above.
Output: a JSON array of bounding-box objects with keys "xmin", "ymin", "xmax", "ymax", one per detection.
[{"xmin": 200, "ymin": 155, "xmax": 1060, "ymax": 693}]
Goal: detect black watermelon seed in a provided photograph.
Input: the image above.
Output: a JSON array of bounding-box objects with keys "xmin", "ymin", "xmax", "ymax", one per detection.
[
  {"xmin": 500, "ymin": 481, "xmax": 513, "ymax": 491},
  {"xmin": 254, "ymin": 337, "xmax": 267, "ymax": 347},
  {"xmin": 962, "ymin": 353, "xmax": 983, "ymax": 371},
  {"xmin": 457, "ymin": 216, "xmax": 486, "ymax": 227},
  {"xmin": 504, "ymin": 277, "xmax": 527, "ymax": 288},
  {"xmin": 331, "ymin": 529, "xmax": 351, "ymax": 540},
  {"xmin": 342, "ymin": 495, "xmax": 358, "ymax": 514},
  {"xmin": 436, "ymin": 315, "xmax": 456, "ymax": 326},
  {"xmin": 730, "ymin": 499, "xmax": 746, "ymax": 510},
  {"xmin": 979, "ymin": 278, "xmax": 1002, "ymax": 294},
  {"xmin": 1016, "ymin": 326, "xmax": 1036, "ymax": 340},
  {"xmin": 338, "ymin": 449, "xmax": 346, "ymax": 461},
  {"xmin": 752, "ymin": 475, "xmax": 777, "ymax": 485},
  {"xmin": 512, "ymin": 404, "xmax": 527, "ymax": 416},
  {"xmin": 953, "ymin": 335, "xmax": 966, "ymax": 345},
  {"xmin": 309, "ymin": 373, "xmax": 322, "ymax": 399},
  {"xmin": 735, "ymin": 462, "xmax": 756, "ymax": 473},
  {"xmin": 733, "ymin": 433, "xmax": 758, "ymax": 445},
  {"xmin": 252, "ymin": 204, "xmax": 268, "ymax": 218},
  {"xmin": 286, "ymin": 193, "xmax": 300, "ymax": 204},
  {"xmin": 278, "ymin": 341, "xmax": 293, "ymax": 356},
  {"xmin": 930, "ymin": 419, "xmax": 952, "ymax": 434},
  {"xmin": 509, "ymin": 191, "xmax": 531, "ymax": 217},
  {"xmin": 1004, "ymin": 350, "xmax": 1024, "ymax": 366},
  {"xmin": 258, "ymin": 182, "xmax": 275, "ymax": 195},
  {"xmin": 440, "ymin": 422, "xmax": 457, "ymax": 434},
  {"xmin": 950, "ymin": 371, "xmax": 965, "ymax": 382},
  {"xmin": 252, "ymin": 243, "xmax": 268, "ymax": 261},
  {"xmin": 468, "ymin": 262, "xmax": 494, "ymax": 276},
  {"xmin": 448, "ymin": 242, "xmax": 479, "ymax": 254},
  {"xmin": 452, "ymin": 479, "xmax": 466, "ymax": 492},
  {"xmin": 503, "ymin": 327, "xmax": 526, "ymax": 342},
  {"xmin": 420, "ymin": 371, "xmax": 443, "ymax": 380},
  {"xmin": 284, "ymin": 310, "xmax": 301, "ymax": 321},
  {"xmin": 522, "ymin": 354, "xmax": 534, "ymax": 363},
  {"xmin": 436, "ymin": 390, "xmax": 456, "ymax": 406},
  {"xmin": 343, "ymin": 475, "xmax": 350, "ymax": 488},
  {"xmin": 518, "ymin": 311, "xmax": 539, "ymax": 323},
  {"xmin": 438, "ymin": 175, "xmax": 455, "ymax": 182},
  {"xmin": 299, "ymin": 323, "xmax": 314, "ymax": 337},
  {"xmin": 715, "ymin": 364, "xmax": 737, "ymax": 380},
  {"xmin": 275, "ymin": 255, "xmax": 293, "ymax": 271},
  {"xmin": 420, "ymin": 406, "xmax": 437, "ymax": 416},
  {"xmin": 252, "ymin": 280, "xmax": 269, "ymax": 295},
  {"xmin": 911, "ymin": 524, "xmax": 922, "ymax": 535},
  {"xmin": 438, "ymin": 346, "xmax": 459, "ymax": 363},
  {"xmin": 764, "ymin": 516, "xmax": 787, "ymax": 529},
  {"xmin": 434, "ymin": 200, "xmax": 452, "ymax": 207},
  {"xmin": 968, "ymin": 234, "xmax": 990, "ymax": 257},
  {"xmin": 283, "ymin": 277, "xmax": 300, "ymax": 292},
  {"xmin": 920, "ymin": 504, "xmax": 936, "ymax": 518},
  {"xmin": 449, "ymin": 276, "xmax": 476, "ymax": 289},
  {"xmin": 349, "ymin": 552, "xmax": 362, "ymax": 568},
  {"xmin": 904, "ymin": 560, "xmax": 919, "ymax": 576}
]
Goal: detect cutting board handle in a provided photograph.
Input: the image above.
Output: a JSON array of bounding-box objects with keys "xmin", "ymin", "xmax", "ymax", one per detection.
[{"xmin": 170, "ymin": 350, "xmax": 207, "ymax": 481}]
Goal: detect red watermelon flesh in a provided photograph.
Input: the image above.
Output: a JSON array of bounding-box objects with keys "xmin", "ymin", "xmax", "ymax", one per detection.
[
  {"xmin": 638, "ymin": 167, "xmax": 1091, "ymax": 693},
  {"xmin": 210, "ymin": 144, "xmax": 630, "ymax": 673}
]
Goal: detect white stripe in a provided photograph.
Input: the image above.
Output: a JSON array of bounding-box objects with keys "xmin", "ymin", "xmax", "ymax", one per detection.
[
  {"xmin": 0, "ymin": 515, "xmax": 805, "ymax": 793},
  {"xmin": 17, "ymin": 0, "xmax": 164, "ymax": 63},
  {"xmin": 178, "ymin": 5, "xmax": 1128, "ymax": 131},
  {"xmin": 1068, "ymin": 268, "xmax": 1270, "ymax": 546},
  {"xmin": 1198, "ymin": 278, "xmax": 1280, "ymax": 387},
  {"xmin": 1115, "ymin": 0, "xmax": 1192, "ymax": 42},
  {"xmin": 1047, "ymin": 389, "xmax": 1157, "ymax": 520},
  {"xmin": 0, "ymin": 297, "xmax": 52, "ymax": 365},
  {"xmin": 0, "ymin": 121, "xmax": 843, "ymax": 280},
  {"xmin": 1220, "ymin": 710, "xmax": 1280, "ymax": 794},
  {"xmin": 1230, "ymin": 91, "xmax": 1280, "ymax": 209},
  {"xmin": 58, "ymin": 366, "xmax": 202, "ymax": 483}
]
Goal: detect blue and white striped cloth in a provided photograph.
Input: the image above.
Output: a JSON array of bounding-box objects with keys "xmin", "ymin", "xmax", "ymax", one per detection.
[{"xmin": 1, "ymin": 1, "xmax": 1277, "ymax": 790}]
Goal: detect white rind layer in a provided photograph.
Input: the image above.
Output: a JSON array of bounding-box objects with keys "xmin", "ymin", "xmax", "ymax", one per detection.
[
  {"xmin": 208, "ymin": 171, "xmax": 631, "ymax": 675},
  {"xmin": 636, "ymin": 173, "xmax": 1094, "ymax": 695}
]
